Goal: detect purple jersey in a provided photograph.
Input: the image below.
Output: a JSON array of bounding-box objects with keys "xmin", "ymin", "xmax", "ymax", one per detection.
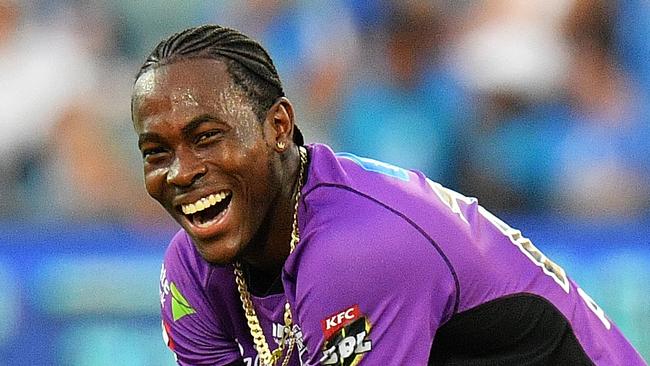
[{"xmin": 160, "ymin": 143, "xmax": 646, "ymax": 365}]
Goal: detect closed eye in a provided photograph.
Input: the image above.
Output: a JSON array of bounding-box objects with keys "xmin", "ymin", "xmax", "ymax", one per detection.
[
  {"xmin": 142, "ymin": 146, "xmax": 169, "ymax": 161},
  {"xmin": 195, "ymin": 130, "xmax": 222, "ymax": 146}
]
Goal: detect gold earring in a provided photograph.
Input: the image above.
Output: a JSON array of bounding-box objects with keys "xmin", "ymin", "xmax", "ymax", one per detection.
[{"xmin": 276, "ymin": 141, "xmax": 286, "ymax": 150}]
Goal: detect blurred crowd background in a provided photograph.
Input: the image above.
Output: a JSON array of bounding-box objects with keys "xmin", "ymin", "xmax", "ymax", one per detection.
[{"xmin": 0, "ymin": 0, "xmax": 649, "ymax": 364}]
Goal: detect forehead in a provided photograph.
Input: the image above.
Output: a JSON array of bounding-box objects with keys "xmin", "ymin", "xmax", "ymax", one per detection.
[{"xmin": 132, "ymin": 58, "xmax": 245, "ymax": 124}]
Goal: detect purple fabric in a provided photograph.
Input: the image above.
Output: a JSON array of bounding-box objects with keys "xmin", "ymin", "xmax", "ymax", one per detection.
[{"xmin": 159, "ymin": 143, "xmax": 646, "ymax": 365}]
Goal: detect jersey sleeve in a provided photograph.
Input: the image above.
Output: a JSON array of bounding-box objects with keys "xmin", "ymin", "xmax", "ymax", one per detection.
[
  {"xmin": 287, "ymin": 188, "xmax": 457, "ymax": 365},
  {"xmin": 160, "ymin": 231, "xmax": 242, "ymax": 366}
]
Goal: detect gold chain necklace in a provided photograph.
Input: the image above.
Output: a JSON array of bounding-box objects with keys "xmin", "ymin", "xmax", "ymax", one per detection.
[{"xmin": 234, "ymin": 146, "xmax": 308, "ymax": 366}]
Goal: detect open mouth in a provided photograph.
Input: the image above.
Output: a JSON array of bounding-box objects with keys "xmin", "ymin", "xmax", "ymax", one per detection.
[{"xmin": 180, "ymin": 191, "xmax": 232, "ymax": 228}]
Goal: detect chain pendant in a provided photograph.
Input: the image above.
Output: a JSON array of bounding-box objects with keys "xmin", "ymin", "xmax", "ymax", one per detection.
[{"xmin": 271, "ymin": 348, "xmax": 283, "ymax": 361}]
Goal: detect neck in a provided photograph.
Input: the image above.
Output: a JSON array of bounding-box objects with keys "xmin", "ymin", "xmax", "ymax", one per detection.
[{"xmin": 240, "ymin": 145, "xmax": 304, "ymax": 277}]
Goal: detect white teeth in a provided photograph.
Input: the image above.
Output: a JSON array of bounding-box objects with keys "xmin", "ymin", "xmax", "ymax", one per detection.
[
  {"xmin": 181, "ymin": 192, "xmax": 229, "ymax": 215},
  {"xmin": 195, "ymin": 200, "xmax": 205, "ymax": 211}
]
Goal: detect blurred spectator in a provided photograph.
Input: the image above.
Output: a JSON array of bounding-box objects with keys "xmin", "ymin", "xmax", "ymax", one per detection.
[
  {"xmin": 551, "ymin": 0, "xmax": 650, "ymax": 219},
  {"xmin": 0, "ymin": 0, "xmax": 170, "ymax": 224},
  {"xmin": 0, "ymin": 1, "xmax": 96, "ymax": 215},
  {"xmin": 451, "ymin": 0, "xmax": 575, "ymax": 212},
  {"xmin": 452, "ymin": 0, "xmax": 650, "ymax": 218},
  {"xmin": 335, "ymin": 1, "xmax": 468, "ymax": 184},
  {"xmin": 44, "ymin": 0, "xmax": 174, "ymax": 224},
  {"xmin": 616, "ymin": 0, "xmax": 650, "ymax": 92}
]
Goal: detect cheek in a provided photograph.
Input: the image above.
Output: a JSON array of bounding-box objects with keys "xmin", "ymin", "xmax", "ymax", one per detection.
[
  {"xmin": 232, "ymin": 121, "xmax": 264, "ymax": 152},
  {"xmin": 144, "ymin": 167, "xmax": 167, "ymax": 201},
  {"xmin": 250, "ymin": 152, "xmax": 281, "ymax": 200}
]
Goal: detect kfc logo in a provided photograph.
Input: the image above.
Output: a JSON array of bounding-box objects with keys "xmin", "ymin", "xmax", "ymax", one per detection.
[{"xmin": 321, "ymin": 305, "xmax": 361, "ymax": 338}]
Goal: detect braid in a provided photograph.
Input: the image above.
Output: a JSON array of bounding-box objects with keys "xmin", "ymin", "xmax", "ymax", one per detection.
[{"xmin": 135, "ymin": 24, "xmax": 304, "ymax": 145}]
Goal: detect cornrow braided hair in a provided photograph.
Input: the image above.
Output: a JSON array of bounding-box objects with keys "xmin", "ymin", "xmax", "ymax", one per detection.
[{"xmin": 135, "ymin": 24, "xmax": 304, "ymax": 145}]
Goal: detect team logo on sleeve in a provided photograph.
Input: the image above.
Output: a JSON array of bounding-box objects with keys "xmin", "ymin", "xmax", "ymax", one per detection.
[
  {"xmin": 170, "ymin": 282, "xmax": 196, "ymax": 321},
  {"xmin": 319, "ymin": 305, "xmax": 372, "ymax": 366}
]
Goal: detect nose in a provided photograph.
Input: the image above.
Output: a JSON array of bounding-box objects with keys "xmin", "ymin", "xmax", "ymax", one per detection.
[{"xmin": 166, "ymin": 147, "xmax": 206, "ymax": 187}]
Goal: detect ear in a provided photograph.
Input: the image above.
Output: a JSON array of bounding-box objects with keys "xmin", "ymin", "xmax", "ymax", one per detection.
[{"xmin": 266, "ymin": 97, "xmax": 295, "ymax": 152}]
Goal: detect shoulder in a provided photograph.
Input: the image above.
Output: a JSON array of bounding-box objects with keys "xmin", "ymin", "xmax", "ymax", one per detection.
[
  {"xmin": 304, "ymin": 144, "xmax": 461, "ymax": 228},
  {"xmin": 298, "ymin": 145, "xmax": 475, "ymax": 281},
  {"xmin": 160, "ymin": 230, "xmax": 220, "ymax": 323},
  {"xmin": 164, "ymin": 230, "xmax": 192, "ymax": 270},
  {"xmin": 300, "ymin": 147, "xmax": 468, "ymax": 275},
  {"xmin": 163, "ymin": 230, "xmax": 209, "ymax": 279},
  {"xmin": 296, "ymin": 183, "xmax": 458, "ymax": 291},
  {"xmin": 291, "ymin": 165, "xmax": 461, "ymax": 311},
  {"xmin": 162, "ymin": 230, "xmax": 220, "ymax": 300},
  {"xmin": 160, "ymin": 230, "xmax": 242, "ymax": 364},
  {"xmin": 161, "ymin": 229, "xmax": 237, "ymax": 313}
]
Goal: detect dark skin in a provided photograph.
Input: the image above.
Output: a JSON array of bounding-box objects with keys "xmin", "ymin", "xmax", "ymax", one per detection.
[{"xmin": 131, "ymin": 58, "xmax": 302, "ymax": 282}]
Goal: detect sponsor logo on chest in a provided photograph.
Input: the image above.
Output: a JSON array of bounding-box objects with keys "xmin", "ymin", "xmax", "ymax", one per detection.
[{"xmin": 320, "ymin": 305, "xmax": 372, "ymax": 366}]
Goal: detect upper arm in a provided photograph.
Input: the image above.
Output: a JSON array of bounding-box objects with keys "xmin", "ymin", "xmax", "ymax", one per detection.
[{"xmin": 160, "ymin": 236, "xmax": 242, "ymax": 365}]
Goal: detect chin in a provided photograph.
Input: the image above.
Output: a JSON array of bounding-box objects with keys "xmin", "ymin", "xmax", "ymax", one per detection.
[{"xmin": 193, "ymin": 236, "xmax": 241, "ymax": 266}]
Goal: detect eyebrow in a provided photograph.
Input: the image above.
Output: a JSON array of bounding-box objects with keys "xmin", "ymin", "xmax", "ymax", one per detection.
[
  {"xmin": 181, "ymin": 114, "xmax": 219, "ymax": 138},
  {"xmin": 138, "ymin": 132, "xmax": 162, "ymax": 149},
  {"xmin": 137, "ymin": 114, "xmax": 219, "ymax": 149}
]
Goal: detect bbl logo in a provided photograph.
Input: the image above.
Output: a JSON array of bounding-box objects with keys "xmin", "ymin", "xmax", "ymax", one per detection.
[{"xmin": 320, "ymin": 305, "xmax": 372, "ymax": 366}]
